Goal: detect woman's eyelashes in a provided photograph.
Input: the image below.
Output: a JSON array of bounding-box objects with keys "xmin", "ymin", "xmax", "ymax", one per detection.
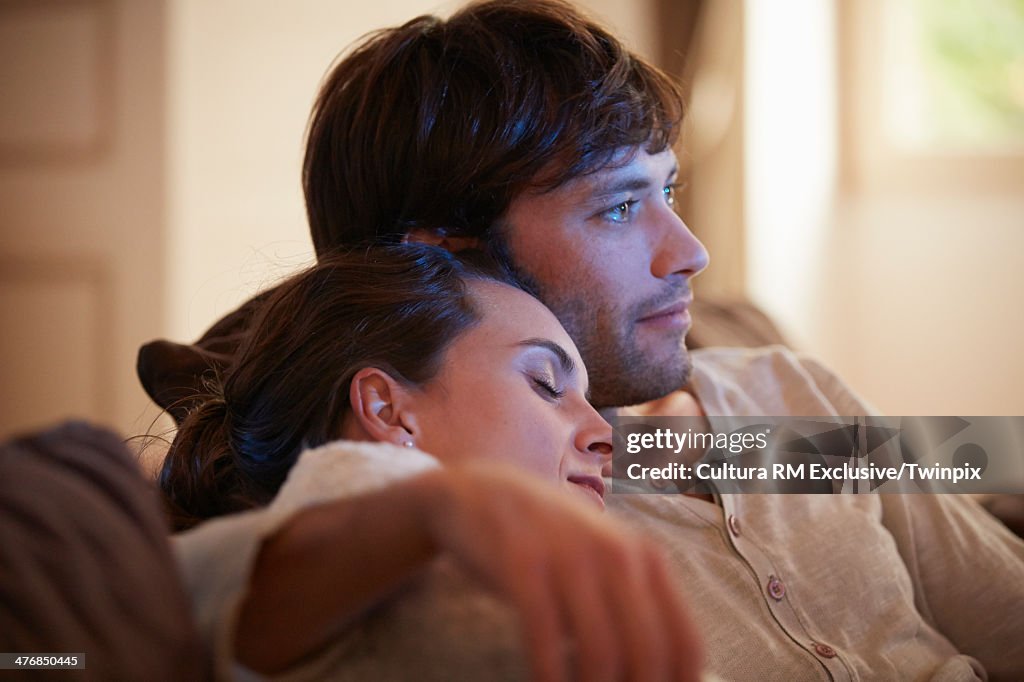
[{"xmin": 531, "ymin": 375, "xmax": 566, "ymax": 400}]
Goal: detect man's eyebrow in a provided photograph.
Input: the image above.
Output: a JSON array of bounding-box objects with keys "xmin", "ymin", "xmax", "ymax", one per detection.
[{"xmin": 587, "ymin": 164, "xmax": 680, "ymax": 199}]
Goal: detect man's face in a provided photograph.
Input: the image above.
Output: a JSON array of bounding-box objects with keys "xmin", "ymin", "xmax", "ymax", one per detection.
[{"xmin": 493, "ymin": 147, "xmax": 709, "ymax": 409}]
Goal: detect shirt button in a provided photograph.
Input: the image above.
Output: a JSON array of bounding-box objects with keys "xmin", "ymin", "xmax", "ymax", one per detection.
[
  {"xmin": 727, "ymin": 514, "xmax": 741, "ymax": 536},
  {"xmin": 651, "ymin": 476, "xmax": 670, "ymax": 490},
  {"xmin": 767, "ymin": 575, "xmax": 785, "ymax": 601},
  {"xmin": 812, "ymin": 642, "xmax": 837, "ymax": 659}
]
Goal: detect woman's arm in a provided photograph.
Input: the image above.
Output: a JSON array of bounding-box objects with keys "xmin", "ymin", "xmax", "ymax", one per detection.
[
  {"xmin": 233, "ymin": 469, "xmax": 438, "ymax": 672},
  {"xmin": 235, "ymin": 462, "xmax": 703, "ymax": 682}
]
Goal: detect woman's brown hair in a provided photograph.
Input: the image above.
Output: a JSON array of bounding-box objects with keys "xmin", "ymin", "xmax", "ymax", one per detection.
[{"xmin": 159, "ymin": 245, "xmax": 513, "ymax": 531}]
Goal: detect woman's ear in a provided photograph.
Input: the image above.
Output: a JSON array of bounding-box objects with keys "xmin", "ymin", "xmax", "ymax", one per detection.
[
  {"xmin": 348, "ymin": 367, "xmax": 421, "ymax": 447},
  {"xmin": 403, "ymin": 228, "xmax": 481, "ymax": 253}
]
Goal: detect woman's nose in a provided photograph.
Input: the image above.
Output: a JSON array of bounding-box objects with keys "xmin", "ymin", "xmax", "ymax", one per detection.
[{"xmin": 577, "ymin": 407, "xmax": 613, "ymax": 466}]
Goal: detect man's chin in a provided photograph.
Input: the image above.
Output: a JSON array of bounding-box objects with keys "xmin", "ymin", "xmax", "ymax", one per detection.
[{"xmin": 588, "ymin": 347, "xmax": 692, "ymax": 410}]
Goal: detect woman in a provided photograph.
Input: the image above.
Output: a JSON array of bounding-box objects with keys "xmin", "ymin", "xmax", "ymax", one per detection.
[
  {"xmin": 160, "ymin": 244, "xmax": 611, "ymax": 528},
  {"xmin": 163, "ymin": 245, "xmax": 702, "ymax": 682}
]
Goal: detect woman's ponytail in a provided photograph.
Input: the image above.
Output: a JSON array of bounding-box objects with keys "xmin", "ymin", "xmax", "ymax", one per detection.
[{"xmin": 158, "ymin": 395, "xmax": 269, "ymax": 531}]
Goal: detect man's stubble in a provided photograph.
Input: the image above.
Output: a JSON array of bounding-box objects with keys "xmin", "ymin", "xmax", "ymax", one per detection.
[{"xmin": 484, "ymin": 229, "xmax": 692, "ymax": 409}]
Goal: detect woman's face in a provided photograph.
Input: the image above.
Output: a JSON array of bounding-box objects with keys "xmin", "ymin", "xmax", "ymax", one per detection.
[{"xmin": 410, "ymin": 281, "xmax": 612, "ymax": 508}]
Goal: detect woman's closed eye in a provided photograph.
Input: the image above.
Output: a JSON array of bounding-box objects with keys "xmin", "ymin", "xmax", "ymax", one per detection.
[{"xmin": 532, "ymin": 375, "xmax": 566, "ymax": 400}]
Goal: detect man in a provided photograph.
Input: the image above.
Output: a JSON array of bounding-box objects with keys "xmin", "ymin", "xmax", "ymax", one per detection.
[{"xmin": 145, "ymin": 1, "xmax": 1024, "ymax": 680}]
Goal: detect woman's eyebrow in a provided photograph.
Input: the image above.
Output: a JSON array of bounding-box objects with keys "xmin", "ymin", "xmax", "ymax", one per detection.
[{"xmin": 517, "ymin": 338, "xmax": 576, "ymax": 376}]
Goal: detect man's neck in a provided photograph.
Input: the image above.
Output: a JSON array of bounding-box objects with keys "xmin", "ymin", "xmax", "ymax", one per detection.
[
  {"xmin": 601, "ymin": 390, "xmax": 715, "ymax": 504},
  {"xmin": 606, "ymin": 387, "xmax": 705, "ymax": 419}
]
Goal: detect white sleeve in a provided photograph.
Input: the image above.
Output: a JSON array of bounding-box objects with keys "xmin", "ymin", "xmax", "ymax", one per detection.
[{"xmin": 172, "ymin": 441, "xmax": 441, "ymax": 681}]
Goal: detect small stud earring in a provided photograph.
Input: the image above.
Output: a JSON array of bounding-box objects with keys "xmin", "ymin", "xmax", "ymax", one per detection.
[{"xmin": 403, "ymin": 440, "xmax": 414, "ymax": 448}]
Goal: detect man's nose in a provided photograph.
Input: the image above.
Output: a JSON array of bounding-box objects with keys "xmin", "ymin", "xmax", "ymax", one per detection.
[{"xmin": 651, "ymin": 208, "xmax": 709, "ymax": 280}]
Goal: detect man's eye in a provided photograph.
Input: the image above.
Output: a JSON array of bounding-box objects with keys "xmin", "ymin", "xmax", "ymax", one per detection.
[
  {"xmin": 605, "ymin": 200, "xmax": 637, "ymax": 223},
  {"xmin": 664, "ymin": 182, "xmax": 686, "ymax": 208},
  {"xmin": 663, "ymin": 185, "xmax": 675, "ymax": 206}
]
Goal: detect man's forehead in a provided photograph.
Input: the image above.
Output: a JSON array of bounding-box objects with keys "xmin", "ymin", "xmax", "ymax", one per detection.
[
  {"xmin": 497, "ymin": 146, "xmax": 680, "ymax": 226},
  {"xmin": 557, "ymin": 148, "xmax": 679, "ymax": 198}
]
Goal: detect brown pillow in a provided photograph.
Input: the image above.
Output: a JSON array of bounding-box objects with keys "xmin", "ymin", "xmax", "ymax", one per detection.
[{"xmin": 0, "ymin": 421, "xmax": 209, "ymax": 681}]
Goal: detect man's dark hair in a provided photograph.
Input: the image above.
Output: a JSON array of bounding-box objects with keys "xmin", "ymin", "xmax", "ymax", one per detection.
[{"xmin": 303, "ymin": 0, "xmax": 684, "ymax": 257}]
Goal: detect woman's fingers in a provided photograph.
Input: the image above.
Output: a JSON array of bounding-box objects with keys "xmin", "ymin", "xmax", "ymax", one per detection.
[
  {"xmin": 544, "ymin": 521, "xmax": 695, "ymax": 682},
  {"xmin": 427, "ymin": 464, "xmax": 702, "ymax": 682},
  {"xmin": 570, "ymin": 533, "xmax": 675, "ymax": 682},
  {"xmin": 505, "ymin": 547, "xmax": 569, "ymax": 682},
  {"xmin": 552, "ymin": 539, "xmax": 621, "ymax": 682}
]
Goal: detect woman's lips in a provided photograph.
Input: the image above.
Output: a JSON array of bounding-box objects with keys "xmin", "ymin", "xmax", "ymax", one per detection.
[{"xmin": 568, "ymin": 475, "xmax": 606, "ymax": 509}]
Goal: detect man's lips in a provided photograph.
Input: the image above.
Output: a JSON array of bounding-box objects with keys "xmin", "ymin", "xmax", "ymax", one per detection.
[
  {"xmin": 636, "ymin": 299, "xmax": 692, "ymax": 328},
  {"xmin": 567, "ymin": 475, "xmax": 606, "ymax": 508}
]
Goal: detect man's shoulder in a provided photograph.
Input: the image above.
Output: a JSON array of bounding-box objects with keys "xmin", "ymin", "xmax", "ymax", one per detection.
[
  {"xmin": 688, "ymin": 344, "xmax": 871, "ymax": 416},
  {"xmin": 691, "ymin": 343, "xmax": 810, "ymax": 381}
]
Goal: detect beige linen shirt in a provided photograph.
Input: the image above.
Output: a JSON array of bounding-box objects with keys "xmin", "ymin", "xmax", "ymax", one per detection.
[{"xmin": 609, "ymin": 346, "xmax": 1024, "ymax": 681}]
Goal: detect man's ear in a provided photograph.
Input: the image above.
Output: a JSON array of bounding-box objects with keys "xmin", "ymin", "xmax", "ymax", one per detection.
[
  {"xmin": 404, "ymin": 228, "xmax": 482, "ymax": 253},
  {"xmin": 348, "ymin": 367, "xmax": 421, "ymax": 447}
]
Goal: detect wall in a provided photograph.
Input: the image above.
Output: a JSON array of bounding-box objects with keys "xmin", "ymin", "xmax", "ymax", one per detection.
[
  {"xmin": 0, "ymin": 0, "xmax": 658, "ymax": 443},
  {"xmin": 165, "ymin": 0, "xmax": 657, "ymax": 342},
  {"xmin": 0, "ymin": 0, "xmax": 166, "ymax": 439},
  {"xmin": 813, "ymin": 194, "xmax": 1024, "ymax": 415},
  {"xmin": 743, "ymin": 0, "xmax": 1024, "ymax": 415}
]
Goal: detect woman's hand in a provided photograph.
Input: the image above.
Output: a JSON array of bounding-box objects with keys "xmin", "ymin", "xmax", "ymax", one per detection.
[
  {"xmin": 236, "ymin": 462, "xmax": 703, "ymax": 682},
  {"xmin": 416, "ymin": 461, "xmax": 703, "ymax": 682}
]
